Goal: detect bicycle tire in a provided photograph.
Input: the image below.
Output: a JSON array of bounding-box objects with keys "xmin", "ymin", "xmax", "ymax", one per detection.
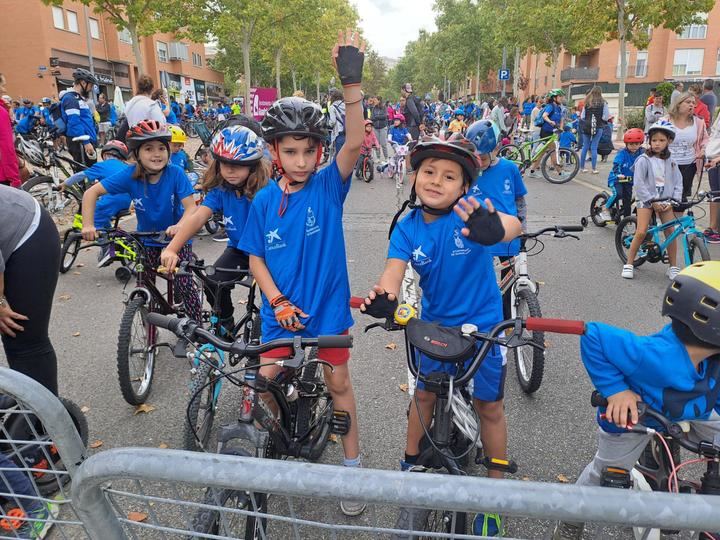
[
  {"xmin": 190, "ymin": 449, "xmax": 268, "ymax": 540},
  {"xmin": 590, "ymin": 192, "xmax": 610, "ymax": 228},
  {"xmin": 22, "ymin": 175, "xmax": 55, "ymax": 210},
  {"xmin": 512, "ymin": 288, "xmax": 545, "ymax": 394},
  {"xmin": 117, "ymin": 297, "xmax": 156, "ymax": 405},
  {"xmin": 615, "ymin": 216, "xmax": 647, "ymax": 267},
  {"xmin": 392, "ymin": 504, "xmax": 467, "ymax": 539},
  {"xmin": 689, "ymin": 235, "xmax": 711, "ymax": 262},
  {"xmin": 183, "ymin": 359, "xmax": 221, "ymax": 451},
  {"xmin": 498, "ymin": 144, "xmax": 525, "ymax": 167},
  {"xmin": 363, "ymin": 157, "xmax": 374, "ymax": 182},
  {"xmin": 60, "ymin": 229, "xmax": 82, "ymax": 273},
  {"xmin": 541, "ymin": 149, "xmax": 579, "ymax": 184}
]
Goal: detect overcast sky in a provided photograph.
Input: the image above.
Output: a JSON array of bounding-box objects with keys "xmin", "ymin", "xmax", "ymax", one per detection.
[{"xmin": 352, "ymin": 0, "xmax": 437, "ymax": 59}]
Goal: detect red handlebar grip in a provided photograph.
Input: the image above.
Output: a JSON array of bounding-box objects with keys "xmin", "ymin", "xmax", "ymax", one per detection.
[
  {"xmin": 349, "ymin": 296, "xmax": 365, "ymax": 309},
  {"xmin": 525, "ymin": 317, "xmax": 586, "ymax": 335}
]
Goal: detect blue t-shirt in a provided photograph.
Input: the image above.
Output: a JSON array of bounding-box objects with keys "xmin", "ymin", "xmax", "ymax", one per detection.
[
  {"xmin": 85, "ymin": 158, "xmax": 131, "ymax": 182},
  {"xmin": 581, "ymin": 322, "xmax": 720, "ymax": 432},
  {"xmin": 469, "ymin": 157, "xmax": 527, "ymax": 257},
  {"xmin": 559, "ymin": 129, "xmax": 576, "ymax": 149},
  {"xmin": 541, "ymin": 103, "xmax": 562, "ymax": 132},
  {"xmin": 388, "ymin": 209, "xmax": 502, "ymax": 330},
  {"xmin": 170, "ymin": 149, "xmax": 192, "ymax": 171},
  {"xmin": 389, "ymin": 126, "xmax": 410, "ymax": 145},
  {"xmin": 161, "ymin": 103, "xmax": 178, "ymax": 125},
  {"xmin": 202, "ymin": 186, "xmax": 250, "ymax": 250},
  {"xmin": 239, "ymin": 162, "xmax": 353, "ymax": 340},
  {"xmin": 101, "ymin": 163, "xmax": 193, "ymax": 246}
]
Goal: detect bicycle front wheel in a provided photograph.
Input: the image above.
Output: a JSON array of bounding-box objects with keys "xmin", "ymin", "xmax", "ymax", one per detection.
[
  {"xmin": 689, "ymin": 235, "xmax": 711, "ymax": 262},
  {"xmin": 393, "ymin": 506, "xmax": 467, "ymax": 539},
  {"xmin": 512, "ymin": 288, "xmax": 545, "ymax": 394},
  {"xmin": 117, "ymin": 297, "xmax": 156, "ymax": 405},
  {"xmin": 541, "ymin": 149, "xmax": 579, "ymax": 184},
  {"xmin": 60, "ymin": 229, "xmax": 82, "ymax": 273},
  {"xmin": 363, "ymin": 157, "xmax": 374, "ymax": 182},
  {"xmin": 590, "ymin": 192, "xmax": 610, "ymax": 228},
  {"xmin": 615, "ymin": 216, "xmax": 647, "ymax": 267},
  {"xmin": 183, "ymin": 357, "xmax": 222, "ymax": 451},
  {"xmin": 498, "ymin": 144, "xmax": 525, "ymax": 168}
]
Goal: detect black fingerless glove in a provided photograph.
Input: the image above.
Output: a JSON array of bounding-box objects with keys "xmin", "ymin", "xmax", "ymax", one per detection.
[
  {"xmin": 465, "ymin": 205, "xmax": 505, "ymax": 245},
  {"xmin": 336, "ymin": 45, "xmax": 364, "ymax": 86},
  {"xmin": 362, "ymin": 292, "xmax": 398, "ymax": 319}
]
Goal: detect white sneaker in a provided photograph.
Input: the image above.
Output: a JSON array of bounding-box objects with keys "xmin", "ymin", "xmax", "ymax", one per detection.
[
  {"xmin": 666, "ymin": 266, "xmax": 681, "ymax": 280},
  {"xmin": 527, "ymin": 169, "xmax": 539, "ymax": 178},
  {"xmin": 581, "ymin": 168, "xmax": 589, "ymax": 173},
  {"xmin": 621, "ymin": 264, "xmax": 634, "ymax": 279},
  {"xmin": 598, "ymin": 210, "xmax": 612, "ymax": 222},
  {"xmin": 340, "ymin": 500, "xmax": 367, "ymax": 516}
]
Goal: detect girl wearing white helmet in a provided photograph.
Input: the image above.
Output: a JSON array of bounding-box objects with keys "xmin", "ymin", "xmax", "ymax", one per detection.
[{"xmin": 621, "ymin": 120, "xmax": 683, "ymax": 280}]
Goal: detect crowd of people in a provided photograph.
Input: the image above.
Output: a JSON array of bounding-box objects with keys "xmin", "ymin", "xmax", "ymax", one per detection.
[{"xmin": 2, "ymin": 30, "xmax": 720, "ymax": 539}]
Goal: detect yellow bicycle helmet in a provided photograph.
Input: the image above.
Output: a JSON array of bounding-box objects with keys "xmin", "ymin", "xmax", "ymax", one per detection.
[
  {"xmin": 662, "ymin": 262, "xmax": 720, "ymax": 347},
  {"xmin": 168, "ymin": 125, "xmax": 188, "ymax": 144}
]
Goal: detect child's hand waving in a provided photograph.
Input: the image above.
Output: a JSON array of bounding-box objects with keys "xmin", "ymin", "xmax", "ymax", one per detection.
[
  {"xmin": 454, "ymin": 196, "xmax": 506, "ymax": 245},
  {"xmin": 332, "ymin": 28, "xmax": 366, "ymax": 87},
  {"xmin": 606, "ymin": 389, "xmax": 641, "ymax": 428}
]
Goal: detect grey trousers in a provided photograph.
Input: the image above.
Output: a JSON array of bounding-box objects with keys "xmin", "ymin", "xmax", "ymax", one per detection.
[
  {"xmin": 374, "ymin": 126, "xmax": 389, "ymax": 159},
  {"xmin": 577, "ymin": 421, "xmax": 720, "ymax": 486}
]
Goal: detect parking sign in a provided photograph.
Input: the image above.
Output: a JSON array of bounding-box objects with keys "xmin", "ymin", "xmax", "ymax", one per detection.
[{"xmin": 498, "ymin": 69, "xmax": 510, "ymax": 80}]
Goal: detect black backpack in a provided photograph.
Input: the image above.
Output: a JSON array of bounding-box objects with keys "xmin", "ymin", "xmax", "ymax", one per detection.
[{"xmin": 49, "ymin": 101, "xmax": 66, "ymax": 134}]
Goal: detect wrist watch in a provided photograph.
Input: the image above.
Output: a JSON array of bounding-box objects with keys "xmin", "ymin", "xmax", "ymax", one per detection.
[{"xmin": 0, "ymin": 296, "xmax": 7, "ymax": 308}]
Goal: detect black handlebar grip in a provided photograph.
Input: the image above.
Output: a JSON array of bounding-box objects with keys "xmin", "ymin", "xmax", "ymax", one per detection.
[
  {"xmin": 558, "ymin": 225, "xmax": 585, "ymax": 232},
  {"xmin": 591, "ymin": 391, "xmax": 608, "ymax": 408},
  {"xmin": 316, "ymin": 335, "xmax": 354, "ymax": 349},
  {"xmin": 146, "ymin": 313, "xmax": 179, "ymax": 333}
]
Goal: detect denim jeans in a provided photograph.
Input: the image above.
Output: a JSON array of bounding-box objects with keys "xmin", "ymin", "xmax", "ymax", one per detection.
[{"xmin": 580, "ymin": 130, "xmax": 603, "ymax": 170}]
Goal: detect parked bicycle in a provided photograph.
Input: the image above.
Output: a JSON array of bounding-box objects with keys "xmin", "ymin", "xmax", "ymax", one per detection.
[
  {"xmin": 591, "ymin": 391, "xmax": 720, "ymax": 540},
  {"xmin": 496, "ymin": 224, "xmax": 584, "ymax": 394},
  {"xmin": 498, "ymin": 129, "xmax": 580, "ymax": 184},
  {"xmin": 615, "ymin": 192, "xmax": 715, "ymax": 268},
  {"xmin": 146, "ymin": 312, "xmax": 352, "ymax": 539},
  {"xmin": 359, "ymin": 301, "xmax": 585, "ymax": 538}
]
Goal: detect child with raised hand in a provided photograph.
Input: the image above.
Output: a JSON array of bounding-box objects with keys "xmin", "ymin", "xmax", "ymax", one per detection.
[
  {"xmin": 598, "ymin": 127, "xmax": 644, "ymax": 223},
  {"xmin": 168, "ymin": 125, "xmax": 194, "ymax": 174},
  {"xmin": 552, "ymin": 262, "xmax": 720, "ymax": 540},
  {"xmin": 238, "ymin": 29, "xmax": 368, "ymax": 517},
  {"xmin": 621, "ymin": 120, "xmax": 683, "ymax": 280},
  {"xmin": 360, "ymin": 135, "xmax": 521, "ymax": 537},
  {"xmin": 81, "ymin": 120, "xmax": 202, "ymax": 322},
  {"xmin": 160, "ymin": 126, "xmax": 269, "ymax": 333}
]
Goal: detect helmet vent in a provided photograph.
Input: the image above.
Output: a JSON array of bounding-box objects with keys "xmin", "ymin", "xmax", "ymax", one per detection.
[
  {"xmin": 671, "ymin": 282, "xmax": 682, "ymax": 291},
  {"xmin": 693, "ymin": 312, "xmax": 709, "ymax": 324},
  {"xmin": 665, "ymin": 297, "xmax": 674, "ymax": 306},
  {"xmin": 700, "ymin": 296, "xmax": 718, "ymax": 310}
]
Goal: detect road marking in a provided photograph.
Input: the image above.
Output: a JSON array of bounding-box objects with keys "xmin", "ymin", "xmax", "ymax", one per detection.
[{"xmin": 571, "ymin": 176, "xmax": 605, "ymax": 194}]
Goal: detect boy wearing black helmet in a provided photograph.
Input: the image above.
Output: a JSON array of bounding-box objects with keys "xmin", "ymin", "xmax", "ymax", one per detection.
[
  {"xmin": 552, "ymin": 262, "xmax": 720, "ymax": 540},
  {"xmin": 238, "ymin": 30, "xmax": 368, "ymax": 517},
  {"xmin": 60, "ymin": 68, "xmax": 99, "ymax": 165},
  {"xmin": 360, "ymin": 135, "xmax": 521, "ymax": 537}
]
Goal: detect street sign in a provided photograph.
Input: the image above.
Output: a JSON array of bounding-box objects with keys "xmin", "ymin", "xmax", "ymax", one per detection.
[{"xmin": 498, "ymin": 69, "xmax": 510, "ymax": 80}]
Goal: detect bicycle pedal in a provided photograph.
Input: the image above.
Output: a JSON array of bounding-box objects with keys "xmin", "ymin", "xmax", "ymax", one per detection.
[
  {"xmin": 481, "ymin": 456, "xmax": 518, "ymax": 474},
  {"xmin": 330, "ymin": 410, "xmax": 351, "ymax": 435}
]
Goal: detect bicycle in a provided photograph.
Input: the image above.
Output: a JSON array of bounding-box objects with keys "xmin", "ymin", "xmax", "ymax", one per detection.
[
  {"xmin": 388, "ymin": 141, "xmax": 409, "ymax": 186},
  {"xmin": 590, "ymin": 391, "xmax": 720, "ymax": 540},
  {"xmin": 180, "ymin": 260, "xmax": 261, "ymax": 451},
  {"xmin": 354, "ymin": 145, "xmax": 375, "ymax": 183},
  {"xmin": 496, "ymin": 224, "xmax": 584, "ymax": 394},
  {"xmin": 585, "ymin": 179, "xmax": 636, "ymax": 228},
  {"xmin": 146, "ymin": 312, "xmax": 352, "ymax": 539},
  {"xmin": 615, "ymin": 193, "xmax": 715, "ymax": 268},
  {"xmin": 359, "ymin": 301, "xmax": 585, "ymax": 538},
  {"xmin": 498, "ymin": 129, "xmax": 580, "ymax": 184}
]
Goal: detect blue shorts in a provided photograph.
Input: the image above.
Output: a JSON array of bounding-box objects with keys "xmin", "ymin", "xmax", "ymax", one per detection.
[{"xmin": 414, "ymin": 343, "xmax": 506, "ymax": 402}]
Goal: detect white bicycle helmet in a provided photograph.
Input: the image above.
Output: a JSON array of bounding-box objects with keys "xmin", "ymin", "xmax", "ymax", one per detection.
[
  {"xmin": 646, "ymin": 120, "xmax": 676, "ymax": 141},
  {"xmin": 15, "ymin": 136, "xmax": 46, "ymax": 167}
]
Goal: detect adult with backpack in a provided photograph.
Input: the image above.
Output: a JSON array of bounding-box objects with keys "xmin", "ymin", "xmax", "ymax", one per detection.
[
  {"xmin": 400, "ymin": 83, "xmax": 423, "ymax": 140},
  {"xmin": 579, "ymin": 86, "xmax": 610, "ymax": 174},
  {"xmin": 59, "ymin": 68, "xmax": 98, "ymax": 166}
]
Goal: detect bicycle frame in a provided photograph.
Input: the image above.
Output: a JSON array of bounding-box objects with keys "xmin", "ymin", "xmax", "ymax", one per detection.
[{"xmin": 635, "ymin": 213, "xmax": 705, "ymax": 267}]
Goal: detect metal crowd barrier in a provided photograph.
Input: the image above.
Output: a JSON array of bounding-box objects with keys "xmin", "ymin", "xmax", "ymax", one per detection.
[{"xmin": 3, "ymin": 367, "xmax": 720, "ymax": 539}]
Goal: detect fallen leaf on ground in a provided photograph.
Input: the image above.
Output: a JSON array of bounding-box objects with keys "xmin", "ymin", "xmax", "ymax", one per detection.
[
  {"xmin": 537, "ymin": 281, "xmax": 545, "ymax": 285},
  {"xmin": 89, "ymin": 440, "xmax": 103, "ymax": 449},
  {"xmin": 127, "ymin": 512, "xmax": 148, "ymax": 523},
  {"xmin": 557, "ymin": 474, "xmax": 570, "ymax": 483},
  {"xmin": 133, "ymin": 404, "xmax": 156, "ymax": 415},
  {"xmin": 158, "ymin": 442, "xmax": 168, "ymax": 449},
  {"xmin": 399, "ymin": 383, "xmax": 409, "ymax": 393},
  {"xmin": 58, "ymin": 294, "xmax": 71, "ymax": 301},
  {"xmin": 329, "ymin": 434, "xmax": 339, "ymax": 443},
  {"xmin": 72, "ymin": 332, "xmax": 81, "ymax": 337},
  {"xmin": 77, "ymin": 263, "xmax": 85, "ymax": 268},
  {"xmin": 80, "ymin": 405, "xmax": 90, "ymax": 413},
  {"xmin": 522, "ymin": 476, "xmax": 531, "ymax": 481},
  {"xmin": 544, "ymin": 340, "xmax": 551, "ymax": 348},
  {"xmin": 385, "ymin": 342, "xmax": 397, "ymax": 350},
  {"xmin": 72, "ymin": 272, "xmax": 81, "ymax": 276},
  {"xmin": 238, "ymin": 299, "xmax": 247, "ymax": 305}
]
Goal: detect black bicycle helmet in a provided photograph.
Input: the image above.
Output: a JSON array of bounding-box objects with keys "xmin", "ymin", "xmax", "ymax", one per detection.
[
  {"xmin": 126, "ymin": 119, "xmax": 171, "ymax": 151},
  {"xmin": 409, "ymin": 135, "xmax": 480, "ymax": 184},
  {"xmin": 100, "ymin": 140, "xmax": 129, "ymax": 160},
  {"xmin": 261, "ymin": 97, "xmax": 328, "ymax": 141},
  {"xmin": 72, "ymin": 68, "xmax": 98, "ymax": 86},
  {"xmin": 662, "ymin": 262, "xmax": 720, "ymax": 347}
]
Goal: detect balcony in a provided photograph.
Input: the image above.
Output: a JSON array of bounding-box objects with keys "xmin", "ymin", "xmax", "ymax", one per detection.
[{"xmin": 560, "ymin": 67, "xmax": 599, "ymax": 82}]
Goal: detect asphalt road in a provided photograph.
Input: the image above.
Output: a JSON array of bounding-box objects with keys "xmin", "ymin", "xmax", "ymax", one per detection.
[{"xmin": 2, "ymin": 150, "xmax": 718, "ymax": 539}]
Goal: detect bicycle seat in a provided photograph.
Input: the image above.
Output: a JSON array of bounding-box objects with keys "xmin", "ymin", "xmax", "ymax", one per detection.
[
  {"xmin": 72, "ymin": 135, "xmax": 91, "ymax": 142},
  {"xmin": 115, "ymin": 209, "xmax": 132, "ymax": 219}
]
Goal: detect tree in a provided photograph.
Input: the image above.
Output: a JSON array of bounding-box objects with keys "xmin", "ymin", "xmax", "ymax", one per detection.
[{"xmin": 362, "ymin": 50, "xmax": 388, "ymax": 97}]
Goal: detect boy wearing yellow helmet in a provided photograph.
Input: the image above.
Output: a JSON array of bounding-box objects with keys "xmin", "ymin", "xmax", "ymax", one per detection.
[{"xmin": 168, "ymin": 125, "xmax": 194, "ymax": 174}]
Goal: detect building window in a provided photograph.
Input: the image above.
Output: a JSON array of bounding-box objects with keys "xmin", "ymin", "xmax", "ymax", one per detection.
[
  {"xmin": 157, "ymin": 41, "xmax": 168, "ymax": 63},
  {"xmin": 52, "ymin": 6, "xmax": 64, "ymax": 29},
  {"xmin": 192, "ymin": 52, "xmax": 203, "ymax": 67},
  {"xmin": 635, "ymin": 51, "xmax": 648, "ymax": 78},
  {"xmin": 118, "ymin": 28, "xmax": 132, "ymax": 44},
  {"xmin": 678, "ymin": 15, "xmax": 707, "ymax": 39},
  {"xmin": 716, "ymin": 49, "xmax": 720, "ymax": 75},
  {"xmin": 66, "ymin": 10, "xmax": 79, "ymax": 33},
  {"xmin": 89, "ymin": 18, "xmax": 100, "ymax": 39},
  {"xmin": 616, "ymin": 51, "xmax": 631, "ymax": 78},
  {"xmin": 673, "ymin": 48, "xmax": 704, "ymax": 76}
]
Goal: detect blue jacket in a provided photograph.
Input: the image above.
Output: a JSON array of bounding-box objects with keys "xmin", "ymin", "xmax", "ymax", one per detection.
[
  {"xmin": 608, "ymin": 148, "xmax": 643, "ymax": 187},
  {"xmin": 61, "ymin": 91, "xmax": 97, "ymax": 143}
]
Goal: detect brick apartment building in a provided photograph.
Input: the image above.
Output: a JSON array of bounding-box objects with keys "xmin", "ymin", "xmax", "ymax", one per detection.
[{"xmin": 0, "ymin": 0, "xmax": 225, "ymax": 105}]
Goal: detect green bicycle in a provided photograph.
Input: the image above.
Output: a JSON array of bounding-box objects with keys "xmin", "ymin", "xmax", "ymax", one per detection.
[{"xmin": 498, "ymin": 130, "xmax": 579, "ymax": 184}]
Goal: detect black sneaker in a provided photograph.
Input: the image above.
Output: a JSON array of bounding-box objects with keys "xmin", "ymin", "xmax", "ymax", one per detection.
[{"xmin": 212, "ymin": 229, "xmax": 228, "ymax": 243}]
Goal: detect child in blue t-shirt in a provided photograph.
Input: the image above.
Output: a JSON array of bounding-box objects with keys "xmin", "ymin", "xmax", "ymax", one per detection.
[
  {"xmin": 466, "ymin": 120, "xmax": 528, "ymax": 320},
  {"xmin": 389, "ymin": 114, "xmax": 412, "ymax": 145},
  {"xmin": 552, "ymin": 262, "xmax": 720, "ymax": 539},
  {"xmin": 161, "ymin": 126, "xmax": 269, "ymax": 332},
  {"xmin": 597, "ymin": 128, "xmax": 644, "ymax": 223},
  {"xmin": 558, "ymin": 123, "xmax": 577, "ymax": 150},
  {"xmin": 168, "ymin": 126, "xmax": 194, "ymax": 173},
  {"xmin": 238, "ymin": 32, "xmax": 368, "ymax": 517},
  {"xmin": 361, "ymin": 135, "xmax": 521, "ymax": 537},
  {"xmin": 81, "ymin": 120, "xmax": 202, "ymax": 322}
]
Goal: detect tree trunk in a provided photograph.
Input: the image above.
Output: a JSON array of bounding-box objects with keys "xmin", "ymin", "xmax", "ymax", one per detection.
[
  {"xmin": 533, "ymin": 53, "xmax": 540, "ymax": 95},
  {"xmin": 242, "ymin": 19, "xmax": 256, "ymax": 116},
  {"xmin": 291, "ymin": 69, "xmax": 297, "ymax": 93},
  {"xmin": 475, "ymin": 56, "xmax": 480, "ymax": 100},
  {"xmin": 127, "ymin": 21, "xmax": 144, "ymax": 75},
  {"xmin": 512, "ymin": 47, "xmax": 521, "ymax": 97},
  {"xmin": 275, "ymin": 48, "xmax": 282, "ymax": 98},
  {"xmin": 550, "ymin": 48, "xmax": 559, "ymax": 88},
  {"xmin": 316, "ymin": 71, "xmax": 321, "ymax": 101},
  {"xmin": 617, "ymin": 0, "xmax": 627, "ymax": 140}
]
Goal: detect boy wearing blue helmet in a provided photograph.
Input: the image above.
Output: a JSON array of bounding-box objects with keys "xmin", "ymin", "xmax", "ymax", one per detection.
[{"xmin": 447, "ymin": 108, "xmax": 467, "ymax": 134}]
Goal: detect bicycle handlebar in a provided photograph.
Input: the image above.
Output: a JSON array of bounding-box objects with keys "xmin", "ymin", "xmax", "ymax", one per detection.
[
  {"xmin": 525, "ymin": 317, "xmax": 586, "ymax": 334},
  {"xmin": 521, "ymin": 224, "xmax": 585, "ymax": 239}
]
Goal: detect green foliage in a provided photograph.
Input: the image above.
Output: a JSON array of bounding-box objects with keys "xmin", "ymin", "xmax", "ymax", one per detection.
[
  {"xmin": 623, "ymin": 108, "xmax": 645, "ymax": 130},
  {"xmin": 655, "ymin": 82, "xmax": 674, "ymax": 105}
]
